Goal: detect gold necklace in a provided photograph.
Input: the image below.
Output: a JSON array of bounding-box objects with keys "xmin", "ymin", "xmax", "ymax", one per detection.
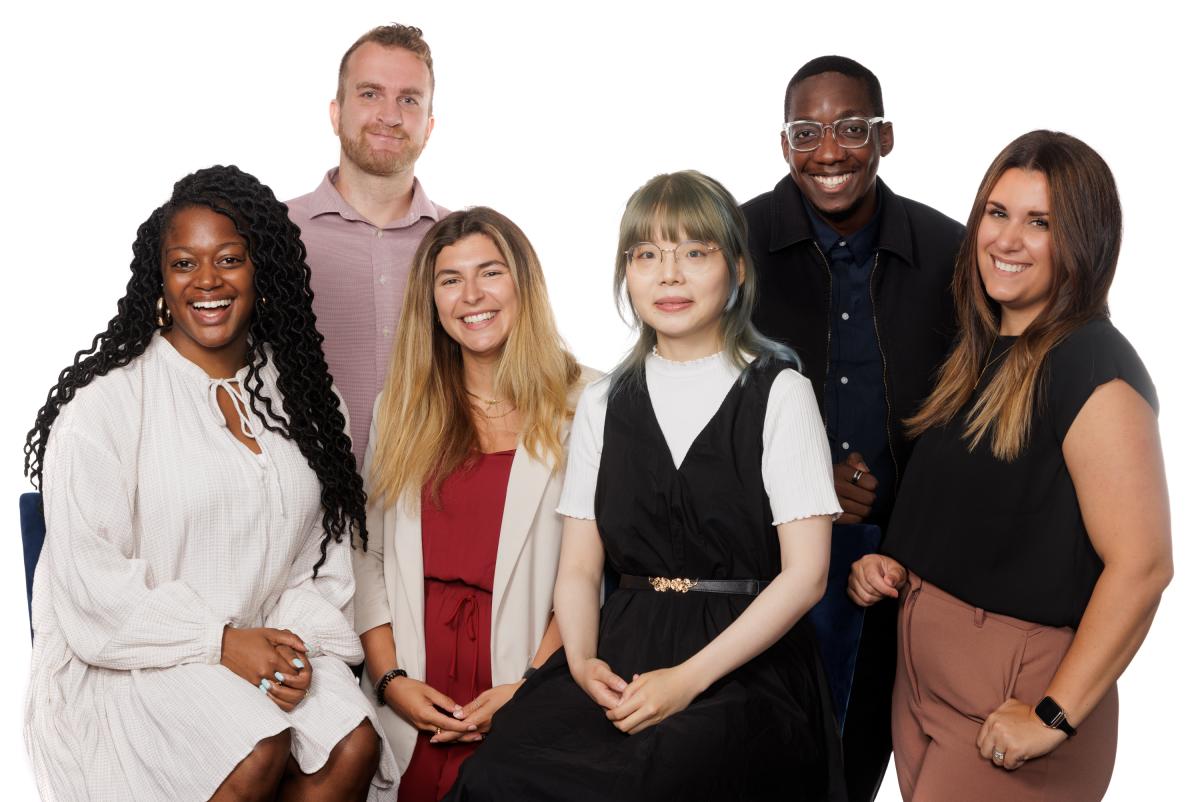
[
  {"xmin": 973, "ymin": 338, "xmax": 1010, "ymax": 390},
  {"xmin": 466, "ymin": 390, "xmax": 514, "ymax": 420}
]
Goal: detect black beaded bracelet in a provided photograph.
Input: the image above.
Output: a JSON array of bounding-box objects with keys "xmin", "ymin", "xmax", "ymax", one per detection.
[{"xmin": 375, "ymin": 667, "xmax": 407, "ymax": 706}]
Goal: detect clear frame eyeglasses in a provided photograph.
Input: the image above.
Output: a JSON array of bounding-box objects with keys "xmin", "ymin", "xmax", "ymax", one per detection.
[
  {"xmin": 624, "ymin": 241, "xmax": 722, "ymax": 276},
  {"xmin": 781, "ymin": 116, "xmax": 885, "ymax": 152}
]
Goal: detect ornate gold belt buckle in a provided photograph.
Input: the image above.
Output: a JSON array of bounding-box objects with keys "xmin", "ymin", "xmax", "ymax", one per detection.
[{"xmin": 649, "ymin": 577, "xmax": 698, "ymax": 593}]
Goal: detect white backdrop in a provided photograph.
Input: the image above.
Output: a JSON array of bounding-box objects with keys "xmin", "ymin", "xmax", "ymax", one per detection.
[{"xmin": 2, "ymin": 1, "xmax": 1194, "ymax": 799}]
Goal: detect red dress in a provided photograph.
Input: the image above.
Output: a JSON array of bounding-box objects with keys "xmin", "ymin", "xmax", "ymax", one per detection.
[{"xmin": 396, "ymin": 450, "xmax": 515, "ymax": 802}]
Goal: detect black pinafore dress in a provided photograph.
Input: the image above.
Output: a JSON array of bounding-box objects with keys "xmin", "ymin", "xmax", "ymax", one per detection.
[{"xmin": 446, "ymin": 358, "xmax": 845, "ymax": 801}]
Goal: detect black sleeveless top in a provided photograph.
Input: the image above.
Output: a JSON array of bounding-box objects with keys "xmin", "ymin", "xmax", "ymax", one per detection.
[
  {"xmin": 444, "ymin": 356, "xmax": 846, "ymax": 802},
  {"xmin": 596, "ymin": 358, "xmax": 783, "ymax": 583},
  {"xmin": 885, "ymin": 319, "xmax": 1157, "ymax": 628}
]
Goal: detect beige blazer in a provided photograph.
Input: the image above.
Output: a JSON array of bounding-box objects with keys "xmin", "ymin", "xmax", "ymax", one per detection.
[{"xmin": 352, "ymin": 370, "xmax": 596, "ymax": 773}]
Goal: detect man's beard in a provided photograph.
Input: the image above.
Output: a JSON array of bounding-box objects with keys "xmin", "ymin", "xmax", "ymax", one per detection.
[{"xmin": 339, "ymin": 125, "xmax": 422, "ymax": 177}]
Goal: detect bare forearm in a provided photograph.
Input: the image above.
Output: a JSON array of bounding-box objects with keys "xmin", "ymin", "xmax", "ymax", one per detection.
[
  {"xmin": 1044, "ymin": 561, "xmax": 1170, "ymax": 726},
  {"xmin": 554, "ymin": 566, "xmax": 602, "ymax": 669},
  {"xmin": 680, "ymin": 516, "xmax": 831, "ymax": 692},
  {"xmin": 681, "ymin": 564, "xmax": 825, "ymax": 692},
  {"xmin": 359, "ymin": 623, "xmax": 400, "ymax": 685}
]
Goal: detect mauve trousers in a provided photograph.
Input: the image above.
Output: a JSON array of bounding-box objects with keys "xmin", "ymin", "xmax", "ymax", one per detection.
[{"xmin": 892, "ymin": 573, "xmax": 1118, "ymax": 802}]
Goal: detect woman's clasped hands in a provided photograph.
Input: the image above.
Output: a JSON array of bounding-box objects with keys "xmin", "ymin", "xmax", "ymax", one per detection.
[
  {"xmin": 219, "ymin": 626, "xmax": 312, "ymax": 712},
  {"xmin": 574, "ymin": 656, "xmax": 702, "ymax": 735}
]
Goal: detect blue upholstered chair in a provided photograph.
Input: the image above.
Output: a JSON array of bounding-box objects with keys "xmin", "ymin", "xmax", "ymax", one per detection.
[
  {"xmin": 19, "ymin": 492, "xmax": 46, "ymax": 634},
  {"xmin": 806, "ymin": 522, "xmax": 882, "ymax": 733}
]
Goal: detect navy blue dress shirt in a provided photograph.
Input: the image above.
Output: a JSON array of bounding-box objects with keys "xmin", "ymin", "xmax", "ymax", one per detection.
[{"xmin": 802, "ymin": 195, "xmax": 895, "ymax": 519}]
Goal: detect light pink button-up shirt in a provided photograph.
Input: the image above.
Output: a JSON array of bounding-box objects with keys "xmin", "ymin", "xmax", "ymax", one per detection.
[{"xmin": 288, "ymin": 169, "xmax": 447, "ymax": 467}]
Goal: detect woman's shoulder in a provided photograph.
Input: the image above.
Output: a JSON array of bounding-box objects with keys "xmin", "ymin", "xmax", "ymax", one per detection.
[
  {"xmin": 1053, "ymin": 317, "xmax": 1136, "ymax": 358},
  {"xmin": 1045, "ymin": 318, "xmax": 1158, "ymax": 433},
  {"xmin": 569, "ymin": 366, "xmax": 610, "ymax": 412},
  {"xmin": 47, "ymin": 350, "xmax": 158, "ymax": 457}
]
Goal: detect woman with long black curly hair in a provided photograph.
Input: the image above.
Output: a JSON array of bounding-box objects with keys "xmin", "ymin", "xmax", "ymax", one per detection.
[{"xmin": 23, "ymin": 165, "xmax": 399, "ymax": 801}]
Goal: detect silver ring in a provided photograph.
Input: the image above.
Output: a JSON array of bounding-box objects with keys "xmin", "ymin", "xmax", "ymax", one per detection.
[
  {"xmin": 992, "ymin": 749, "xmax": 1005, "ymax": 762},
  {"xmin": 850, "ymin": 468, "xmax": 864, "ymax": 485}
]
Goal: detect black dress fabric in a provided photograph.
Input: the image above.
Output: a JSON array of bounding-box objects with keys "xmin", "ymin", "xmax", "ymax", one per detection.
[
  {"xmin": 445, "ymin": 358, "xmax": 846, "ymax": 801},
  {"xmin": 884, "ymin": 318, "xmax": 1157, "ymax": 628}
]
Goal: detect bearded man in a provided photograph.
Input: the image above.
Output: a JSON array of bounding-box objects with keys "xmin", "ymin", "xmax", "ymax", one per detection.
[{"xmin": 288, "ymin": 24, "xmax": 447, "ymax": 467}]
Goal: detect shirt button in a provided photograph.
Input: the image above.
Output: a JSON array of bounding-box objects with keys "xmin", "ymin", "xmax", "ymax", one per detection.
[
  {"xmin": 841, "ymin": 442, "xmax": 850, "ymax": 450},
  {"xmin": 840, "ymin": 376, "xmax": 849, "ymax": 384},
  {"xmin": 841, "ymin": 312, "xmax": 850, "ymax": 321},
  {"xmin": 381, "ymin": 326, "xmax": 392, "ymax": 336},
  {"xmin": 838, "ymin": 240, "xmax": 846, "ymax": 247},
  {"xmin": 375, "ymin": 229, "xmax": 384, "ymax": 239},
  {"xmin": 379, "ymin": 275, "xmax": 388, "ymax": 285}
]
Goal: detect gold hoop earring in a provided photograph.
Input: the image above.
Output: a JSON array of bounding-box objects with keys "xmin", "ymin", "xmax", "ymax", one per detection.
[{"xmin": 155, "ymin": 297, "xmax": 173, "ymax": 328}]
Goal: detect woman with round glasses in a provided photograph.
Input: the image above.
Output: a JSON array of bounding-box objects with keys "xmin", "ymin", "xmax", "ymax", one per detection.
[
  {"xmin": 849, "ymin": 131, "xmax": 1171, "ymax": 801},
  {"xmin": 446, "ymin": 171, "xmax": 846, "ymax": 801}
]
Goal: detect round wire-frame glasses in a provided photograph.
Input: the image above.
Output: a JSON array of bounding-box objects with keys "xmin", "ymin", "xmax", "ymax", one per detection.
[{"xmin": 624, "ymin": 241, "xmax": 722, "ymax": 275}]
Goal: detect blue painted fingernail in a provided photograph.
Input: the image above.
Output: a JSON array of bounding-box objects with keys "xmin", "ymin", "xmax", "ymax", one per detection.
[
  {"xmin": 274, "ymin": 672, "xmax": 285, "ymax": 682},
  {"xmin": 292, "ymin": 658, "xmax": 305, "ymax": 669},
  {"xmin": 259, "ymin": 679, "xmax": 270, "ymax": 693}
]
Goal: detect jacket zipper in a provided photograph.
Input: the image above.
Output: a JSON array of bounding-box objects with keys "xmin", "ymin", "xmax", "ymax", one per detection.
[
  {"xmin": 813, "ymin": 243, "xmax": 834, "ymax": 433},
  {"xmin": 868, "ymin": 251, "xmax": 901, "ymax": 498}
]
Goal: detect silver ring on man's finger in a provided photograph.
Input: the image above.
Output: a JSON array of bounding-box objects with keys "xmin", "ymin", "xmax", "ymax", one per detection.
[
  {"xmin": 992, "ymin": 749, "xmax": 1005, "ymax": 762},
  {"xmin": 850, "ymin": 468, "xmax": 864, "ymax": 485}
]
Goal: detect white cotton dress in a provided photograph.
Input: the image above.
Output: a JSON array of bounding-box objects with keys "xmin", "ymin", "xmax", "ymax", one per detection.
[{"xmin": 24, "ymin": 333, "xmax": 399, "ymax": 802}]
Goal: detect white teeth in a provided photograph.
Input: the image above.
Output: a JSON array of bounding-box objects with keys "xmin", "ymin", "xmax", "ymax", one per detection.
[
  {"xmin": 994, "ymin": 258, "xmax": 1029, "ymax": 274},
  {"xmin": 192, "ymin": 299, "xmax": 232, "ymax": 309},
  {"xmin": 812, "ymin": 174, "xmax": 850, "ymax": 188},
  {"xmin": 463, "ymin": 311, "xmax": 496, "ymax": 324}
]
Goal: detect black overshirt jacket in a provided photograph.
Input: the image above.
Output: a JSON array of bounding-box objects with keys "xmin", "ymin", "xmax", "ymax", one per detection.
[{"xmin": 742, "ymin": 176, "xmax": 964, "ymax": 528}]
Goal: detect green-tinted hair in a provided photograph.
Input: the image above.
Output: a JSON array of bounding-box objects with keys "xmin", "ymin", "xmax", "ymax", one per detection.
[{"xmin": 609, "ymin": 170, "xmax": 796, "ymax": 396}]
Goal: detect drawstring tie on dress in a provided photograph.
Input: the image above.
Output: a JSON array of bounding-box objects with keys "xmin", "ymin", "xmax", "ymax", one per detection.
[
  {"xmin": 442, "ymin": 592, "xmax": 481, "ymax": 691},
  {"xmin": 207, "ymin": 378, "xmax": 288, "ymax": 518}
]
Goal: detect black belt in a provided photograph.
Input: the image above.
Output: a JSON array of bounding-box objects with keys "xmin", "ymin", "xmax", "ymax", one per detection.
[{"xmin": 618, "ymin": 574, "xmax": 767, "ymax": 596}]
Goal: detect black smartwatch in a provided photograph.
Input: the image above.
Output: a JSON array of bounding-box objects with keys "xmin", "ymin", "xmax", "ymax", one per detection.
[
  {"xmin": 375, "ymin": 667, "xmax": 408, "ymax": 706},
  {"xmin": 1035, "ymin": 696, "xmax": 1077, "ymax": 737}
]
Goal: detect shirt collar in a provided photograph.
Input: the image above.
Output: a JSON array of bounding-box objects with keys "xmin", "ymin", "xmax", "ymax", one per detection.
[
  {"xmin": 768, "ymin": 175, "xmax": 917, "ymax": 268},
  {"xmin": 303, "ymin": 168, "xmax": 439, "ymax": 229},
  {"xmin": 801, "ymin": 187, "xmax": 881, "ymax": 265}
]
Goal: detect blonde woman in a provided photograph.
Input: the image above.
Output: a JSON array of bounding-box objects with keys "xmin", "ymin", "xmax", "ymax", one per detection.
[
  {"xmin": 352, "ymin": 207, "xmax": 594, "ymax": 801},
  {"xmin": 849, "ymin": 131, "xmax": 1172, "ymax": 801}
]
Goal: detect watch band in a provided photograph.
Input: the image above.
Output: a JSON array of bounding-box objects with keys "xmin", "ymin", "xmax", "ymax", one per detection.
[
  {"xmin": 375, "ymin": 667, "xmax": 408, "ymax": 706},
  {"xmin": 1035, "ymin": 695, "xmax": 1077, "ymax": 737}
]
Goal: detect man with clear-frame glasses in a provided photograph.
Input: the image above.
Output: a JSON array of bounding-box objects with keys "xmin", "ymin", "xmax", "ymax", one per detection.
[{"xmin": 741, "ymin": 55, "xmax": 965, "ymax": 802}]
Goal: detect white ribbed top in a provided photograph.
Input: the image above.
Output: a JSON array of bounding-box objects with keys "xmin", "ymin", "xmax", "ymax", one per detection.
[{"xmin": 558, "ymin": 352, "xmax": 841, "ymax": 525}]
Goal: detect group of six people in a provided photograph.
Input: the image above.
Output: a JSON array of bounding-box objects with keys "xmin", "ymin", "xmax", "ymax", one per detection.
[{"xmin": 22, "ymin": 22, "xmax": 1171, "ymax": 802}]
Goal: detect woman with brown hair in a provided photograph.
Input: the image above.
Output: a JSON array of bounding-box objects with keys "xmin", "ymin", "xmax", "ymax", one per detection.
[
  {"xmin": 352, "ymin": 207, "xmax": 594, "ymax": 801},
  {"xmin": 849, "ymin": 130, "xmax": 1172, "ymax": 801}
]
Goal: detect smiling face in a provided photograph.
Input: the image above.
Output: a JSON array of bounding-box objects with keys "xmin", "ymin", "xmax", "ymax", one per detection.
[
  {"xmin": 781, "ymin": 71, "xmax": 893, "ymax": 235},
  {"xmin": 330, "ymin": 42, "xmax": 434, "ymax": 177},
  {"xmin": 976, "ymin": 168, "xmax": 1055, "ymax": 335},
  {"xmin": 625, "ymin": 226, "xmax": 741, "ymax": 361},
  {"xmin": 160, "ymin": 205, "xmax": 256, "ymax": 377},
  {"xmin": 433, "ymin": 233, "xmax": 518, "ymax": 362}
]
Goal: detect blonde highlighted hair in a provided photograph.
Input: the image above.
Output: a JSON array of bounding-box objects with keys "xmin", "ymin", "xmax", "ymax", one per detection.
[
  {"xmin": 369, "ymin": 207, "xmax": 580, "ymax": 510},
  {"xmin": 907, "ymin": 130, "xmax": 1122, "ymax": 459}
]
